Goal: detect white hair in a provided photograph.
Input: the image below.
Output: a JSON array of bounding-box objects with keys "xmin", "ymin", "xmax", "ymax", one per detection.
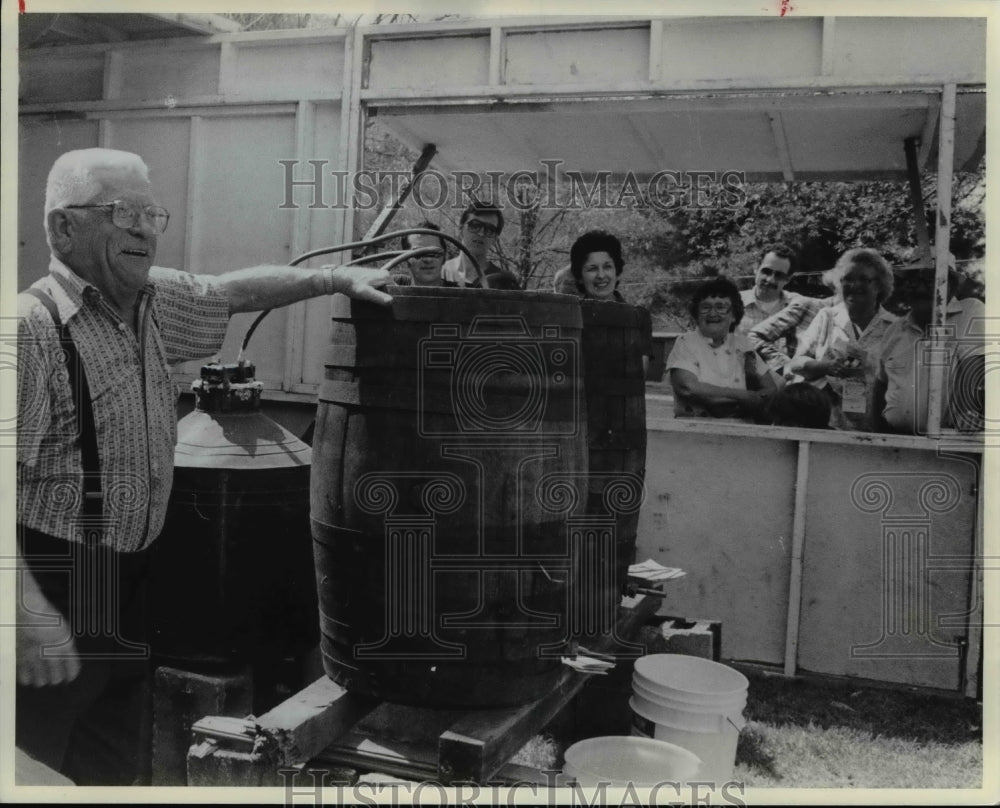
[{"xmin": 44, "ymin": 148, "xmax": 150, "ymax": 245}]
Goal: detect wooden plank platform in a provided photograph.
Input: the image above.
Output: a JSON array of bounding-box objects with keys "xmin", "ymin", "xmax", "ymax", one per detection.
[
  {"xmin": 188, "ymin": 591, "xmax": 663, "ymax": 786},
  {"xmin": 310, "ymin": 592, "xmax": 662, "ymax": 784}
]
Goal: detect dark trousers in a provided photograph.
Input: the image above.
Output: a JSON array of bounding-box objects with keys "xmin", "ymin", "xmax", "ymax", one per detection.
[{"xmin": 16, "ymin": 526, "xmax": 152, "ymax": 786}]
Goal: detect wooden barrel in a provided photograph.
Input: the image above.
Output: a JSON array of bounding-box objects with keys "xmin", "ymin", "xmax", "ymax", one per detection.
[
  {"xmin": 311, "ymin": 286, "xmax": 587, "ymax": 707},
  {"xmin": 579, "ymin": 299, "xmax": 649, "ymax": 628}
]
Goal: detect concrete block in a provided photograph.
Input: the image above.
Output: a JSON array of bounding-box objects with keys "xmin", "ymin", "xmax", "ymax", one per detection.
[
  {"xmin": 152, "ymin": 664, "xmax": 253, "ymax": 786},
  {"xmin": 646, "ymin": 617, "xmax": 722, "ymax": 661}
]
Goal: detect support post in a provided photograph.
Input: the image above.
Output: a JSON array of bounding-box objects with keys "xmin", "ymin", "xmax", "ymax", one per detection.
[
  {"xmin": 904, "ymin": 136, "xmax": 932, "ymax": 265},
  {"xmin": 927, "ymin": 83, "xmax": 957, "ymax": 438},
  {"xmin": 784, "ymin": 440, "xmax": 810, "ymax": 676}
]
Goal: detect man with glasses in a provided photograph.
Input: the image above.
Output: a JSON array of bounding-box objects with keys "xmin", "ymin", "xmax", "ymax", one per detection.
[
  {"xmin": 740, "ymin": 244, "xmax": 826, "ymax": 375},
  {"xmin": 15, "ymin": 148, "xmax": 391, "ymax": 785},
  {"xmin": 441, "ymin": 200, "xmax": 519, "ymax": 289}
]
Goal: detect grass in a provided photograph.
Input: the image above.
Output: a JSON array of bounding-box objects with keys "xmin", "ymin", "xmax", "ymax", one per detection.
[
  {"xmin": 733, "ymin": 666, "xmax": 983, "ymax": 788},
  {"xmin": 513, "ymin": 664, "xmax": 984, "ymax": 790}
]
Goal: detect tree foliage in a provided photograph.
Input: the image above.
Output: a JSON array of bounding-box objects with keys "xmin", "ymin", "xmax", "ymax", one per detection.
[{"xmin": 359, "ymin": 122, "xmax": 984, "ymax": 329}]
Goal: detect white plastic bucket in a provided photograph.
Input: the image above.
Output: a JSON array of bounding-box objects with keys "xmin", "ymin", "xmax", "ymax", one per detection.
[
  {"xmin": 629, "ymin": 654, "xmax": 748, "ymax": 785},
  {"xmin": 562, "ymin": 736, "xmax": 702, "ymax": 787}
]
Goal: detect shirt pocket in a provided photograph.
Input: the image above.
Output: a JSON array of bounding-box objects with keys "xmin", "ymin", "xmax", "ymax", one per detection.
[{"xmin": 881, "ymin": 352, "xmax": 912, "ymax": 379}]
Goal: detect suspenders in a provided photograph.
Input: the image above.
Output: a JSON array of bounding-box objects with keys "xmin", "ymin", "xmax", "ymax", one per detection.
[{"xmin": 23, "ymin": 288, "xmax": 103, "ymax": 523}]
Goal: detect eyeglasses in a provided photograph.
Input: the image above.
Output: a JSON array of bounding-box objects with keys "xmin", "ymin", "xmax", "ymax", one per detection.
[
  {"xmin": 758, "ymin": 266, "xmax": 790, "ymax": 281},
  {"xmin": 66, "ymin": 200, "xmax": 170, "ymax": 235},
  {"xmin": 698, "ymin": 303, "xmax": 733, "ymax": 315},
  {"xmin": 465, "ymin": 219, "xmax": 499, "ymax": 237},
  {"xmin": 413, "ymin": 250, "xmax": 445, "ymax": 260}
]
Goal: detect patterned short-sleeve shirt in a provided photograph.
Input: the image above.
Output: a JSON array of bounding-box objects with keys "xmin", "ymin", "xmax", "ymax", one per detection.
[{"xmin": 17, "ymin": 258, "xmax": 230, "ymax": 552}]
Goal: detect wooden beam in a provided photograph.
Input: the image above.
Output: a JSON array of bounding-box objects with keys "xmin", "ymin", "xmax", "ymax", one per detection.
[
  {"xmin": 20, "ymin": 96, "xmax": 330, "ymax": 116},
  {"xmin": 256, "ymin": 676, "xmax": 376, "ymax": 765},
  {"xmin": 904, "ymin": 136, "xmax": 932, "ymax": 264},
  {"xmin": 644, "ymin": 405, "xmax": 985, "ymax": 454},
  {"xmin": 437, "ymin": 593, "xmax": 662, "ymax": 784},
  {"xmin": 488, "ymin": 26, "xmax": 504, "ymax": 87},
  {"xmin": 783, "ymin": 440, "xmax": 810, "ymax": 676},
  {"xmin": 183, "ymin": 115, "xmax": 203, "ymax": 274},
  {"xmin": 102, "ymin": 50, "xmax": 124, "ymax": 100},
  {"xmin": 46, "ymin": 13, "xmax": 126, "ymax": 45},
  {"xmin": 917, "ymin": 94, "xmax": 941, "ymax": 169},
  {"xmin": 283, "ymin": 100, "xmax": 314, "ymax": 391},
  {"xmin": 820, "ymin": 17, "xmax": 837, "ymax": 76},
  {"xmin": 648, "ymin": 19, "xmax": 664, "ymax": 83},
  {"xmin": 963, "ymin": 463, "xmax": 984, "ymax": 698},
  {"xmin": 147, "ymin": 13, "xmax": 244, "ymax": 36},
  {"xmin": 217, "ymin": 42, "xmax": 238, "ymax": 96},
  {"xmin": 927, "ymin": 83, "xmax": 957, "ymax": 438},
  {"xmin": 359, "ymin": 75, "xmax": 985, "ymax": 102},
  {"xmin": 72, "ymin": 105, "xmax": 299, "ymax": 121}
]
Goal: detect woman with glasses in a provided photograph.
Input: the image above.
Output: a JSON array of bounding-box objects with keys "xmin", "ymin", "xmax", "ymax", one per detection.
[
  {"xmin": 785, "ymin": 248, "xmax": 897, "ymax": 430},
  {"xmin": 667, "ymin": 276, "xmax": 776, "ymax": 419}
]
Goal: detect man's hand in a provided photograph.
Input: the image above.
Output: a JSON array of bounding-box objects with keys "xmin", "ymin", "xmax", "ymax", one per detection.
[
  {"xmin": 17, "ymin": 576, "xmax": 81, "ymax": 687},
  {"xmin": 323, "ymin": 265, "xmax": 393, "ymax": 306}
]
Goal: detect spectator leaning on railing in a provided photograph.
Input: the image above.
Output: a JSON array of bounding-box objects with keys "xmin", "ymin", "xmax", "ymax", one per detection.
[
  {"xmin": 870, "ymin": 265, "xmax": 985, "ymax": 435},
  {"xmin": 667, "ymin": 276, "xmax": 776, "ymax": 420},
  {"xmin": 785, "ymin": 248, "xmax": 898, "ymax": 431},
  {"xmin": 737, "ymin": 243, "xmax": 826, "ymax": 374}
]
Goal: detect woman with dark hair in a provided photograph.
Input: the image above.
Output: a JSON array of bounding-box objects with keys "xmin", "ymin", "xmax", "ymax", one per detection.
[
  {"xmin": 786, "ymin": 248, "xmax": 897, "ymax": 430},
  {"xmin": 559, "ymin": 230, "xmax": 653, "ymax": 372},
  {"xmin": 567, "ymin": 230, "xmax": 626, "ymax": 301},
  {"xmin": 666, "ymin": 276, "xmax": 776, "ymax": 419}
]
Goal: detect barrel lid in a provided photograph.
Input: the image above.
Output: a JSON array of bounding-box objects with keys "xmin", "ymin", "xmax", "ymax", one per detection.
[
  {"xmin": 634, "ymin": 654, "xmax": 749, "ymax": 698},
  {"xmin": 174, "ymin": 409, "xmax": 311, "ymax": 469},
  {"xmin": 330, "ymin": 286, "xmax": 584, "ymax": 328}
]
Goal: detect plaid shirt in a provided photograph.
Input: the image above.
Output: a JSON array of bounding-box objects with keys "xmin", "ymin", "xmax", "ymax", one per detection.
[{"xmin": 17, "ymin": 258, "xmax": 230, "ymax": 552}]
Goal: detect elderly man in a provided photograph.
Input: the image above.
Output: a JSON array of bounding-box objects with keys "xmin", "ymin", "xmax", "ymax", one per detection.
[
  {"xmin": 440, "ymin": 200, "xmax": 519, "ymax": 289},
  {"xmin": 398, "ymin": 221, "xmax": 456, "ymax": 287},
  {"xmin": 739, "ymin": 244, "xmax": 826, "ymax": 374},
  {"xmin": 15, "ymin": 148, "xmax": 390, "ymax": 785}
]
